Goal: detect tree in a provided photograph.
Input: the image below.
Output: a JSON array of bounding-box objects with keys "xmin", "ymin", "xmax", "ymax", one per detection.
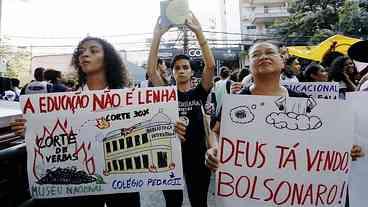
[
  {"xmin": 338, "ymin": 0, "xmax": 368, "ymax": 38},
  {"xmin": 276, "ymin": 0, "xmax": 368, "ymax": 43},
  {"xmin": 0, "ymin": 43, "xmax": 31, "ymax": 84}
]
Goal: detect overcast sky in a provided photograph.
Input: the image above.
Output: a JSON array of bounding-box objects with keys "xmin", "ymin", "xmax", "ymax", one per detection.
[
  {"xmin": 2, "ymin": 0, "xmax": 221, "ymax": 63},
  {"xmin": 2, "ymin": 0, "xmax": 219, "ymax": 42}
]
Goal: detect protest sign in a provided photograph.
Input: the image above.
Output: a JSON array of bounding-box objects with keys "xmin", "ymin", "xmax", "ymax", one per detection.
[
  {"xmin": 216, "ymin": 94, "xmax": 353, "ymax": 207},
  {"xmin": 348, "ymin": 93, "xmax": 368, "ymax": 207},
  {"xmin": 21, "ymin": 86, "xmax": 184, "ymax": 199},
  {"xmin": 160, "ymin": 0, "xmax": 189, "ymax": 25},
  {"xmin": 283, "ymin": 82, "xmax": 339, "ymax": 100}
]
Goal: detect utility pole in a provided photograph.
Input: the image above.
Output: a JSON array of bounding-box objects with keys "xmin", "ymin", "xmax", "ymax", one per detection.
[{"xmin": 183, "ymin": 26, "xmax": 189, "ymax": 55}]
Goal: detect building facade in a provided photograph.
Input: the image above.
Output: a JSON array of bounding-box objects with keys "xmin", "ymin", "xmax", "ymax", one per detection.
[{"xmin": 240, "ymin": 0, "xmax": 289, "ymax": 41}]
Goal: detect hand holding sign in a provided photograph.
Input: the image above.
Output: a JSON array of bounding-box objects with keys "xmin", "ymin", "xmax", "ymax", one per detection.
[
  {"xmin": 154, "ymin": 17, "xmax": 172, "ymax": 37},
  {"xmin": 185, "ymin": 12, "xmax": 203, "ymax": 35}
]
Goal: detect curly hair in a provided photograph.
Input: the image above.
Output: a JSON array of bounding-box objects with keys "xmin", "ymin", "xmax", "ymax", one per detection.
[
  {"xmin": 71, "ymin": 37, "xmax": 129, "ymax": 89},
  {"xmin": 329, "ymin": 56, "xmax": 356, "ymax": 82}
]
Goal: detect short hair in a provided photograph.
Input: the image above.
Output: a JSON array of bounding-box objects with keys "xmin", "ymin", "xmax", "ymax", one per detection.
[
  {"xmin": 214, "ymin": 76, "xmax": 221, "ymax": 83},
  {"xmin": 304, "ymin": 63, "xmax": 324, "ymax": 82},
  {"xmin": 44, "ymin": 69, "xmax": 62, "ymax": 84},
  {"xmin": 171, "ymin": 54, "xmax": 191, "ymax": 69},
  {"xmin": 10, "ymin": 78, "xmax": 20, "ymax": 88},
  {"xmin": 285, "ymin": 56, "xmax": 298, "ymax": 66},
  {"xmin": 220, "ymin": 66, "xmax": 230, "ymax": 79},
  {"xmin": 158, "ymin": 58, "xmax": 164, "ymax": 65},
  {"xmin": 34, "ymin": 67, "xmax": 45, "ymax": 81}
]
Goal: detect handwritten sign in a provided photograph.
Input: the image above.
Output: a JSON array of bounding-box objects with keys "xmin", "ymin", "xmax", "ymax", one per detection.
[
  {"xmin": 348, "ymin": 93, "xmax": 368, "ymax": 207},
  {"xmin": 21, "ymin": 87, "xmax": 184, "ymax": 199},
  {"xmin": 216, "ymin": 95, "xmax": 353, "ymax": 207},
  {"xmin": 283, "ymin": 82, "xmax": 339, "ymax": 100}
]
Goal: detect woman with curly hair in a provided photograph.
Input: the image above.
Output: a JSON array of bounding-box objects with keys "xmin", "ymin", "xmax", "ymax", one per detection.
[{"xmin": 329, "ymin": 56, "xmax": 357, "ymax": 99}]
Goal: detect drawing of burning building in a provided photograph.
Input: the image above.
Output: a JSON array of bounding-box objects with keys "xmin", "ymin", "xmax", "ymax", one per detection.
[{"xmin": 102, "ymin": 109, "xmax": 176, "ymax": 175}]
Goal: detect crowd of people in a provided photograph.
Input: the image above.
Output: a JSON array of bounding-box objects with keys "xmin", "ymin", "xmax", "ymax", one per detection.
[{"xmin": 2, "ymin": 12, "xmax": 367, "ymax": 207}]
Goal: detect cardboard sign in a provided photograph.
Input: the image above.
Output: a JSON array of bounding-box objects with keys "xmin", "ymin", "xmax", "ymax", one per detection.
[
  {"xmin": 283, "ymin": 82, "xmax": 339, "ymax": 100},
  {"xmin": 216, "ymin": 94, "xmax": 353, "ymax": 207},
  {"xmin": 160, "ymin": 0, "xmax": 189, "ymax": 25},
  {"xmin": 21, "ymin": 87, "xmax": 184, "ymax": 199},
  {"xmin": 348, "ymin": 93, "xmax": 368, "ymax": 207}
]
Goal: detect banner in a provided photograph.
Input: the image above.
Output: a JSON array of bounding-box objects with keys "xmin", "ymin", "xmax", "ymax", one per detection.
[
  {"xmin": 283, "ymin": 82, "xmax": 339, "ymax": 100},
  {"xmin": 348, "ymin": 93, "xmax": 368, "ymax": 207},
  {"xmin": 216, "ymin": 94, "xmax": 353, "ymax": 207},
  {"xmin": 21, "ymin": 87, "xmax": 184, "ymax": 199}
]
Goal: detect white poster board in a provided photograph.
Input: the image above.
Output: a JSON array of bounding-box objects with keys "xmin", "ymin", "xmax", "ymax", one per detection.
[
  {"xmin": 348, "ymin": 92, "xmax": 368, "ymax": 207},
  {"xmin": 283, "ymin": 82, "xmax": 339, "ymax": 100},
  {"xmin": 216, "ymin": 95, "xmax": 353, "ymax": 207},
  {"xmin": 21, "ymin": 87, "xmax": 184, "ymax": 199}
]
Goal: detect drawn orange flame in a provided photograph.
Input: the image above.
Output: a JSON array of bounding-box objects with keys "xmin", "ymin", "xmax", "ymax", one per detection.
[{"xmin": 96, "ymin": 118, "xmax": 110, "ymax": 129}]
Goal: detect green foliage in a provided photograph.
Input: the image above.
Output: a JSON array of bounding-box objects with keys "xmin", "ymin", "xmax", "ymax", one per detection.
[
  {"xmin": 275, "ymin": 0, "xmax": 368, "ymax": 43},
  {"xmin": 0, "ymin": 43, "xmax": 31, "ymax": 84}
]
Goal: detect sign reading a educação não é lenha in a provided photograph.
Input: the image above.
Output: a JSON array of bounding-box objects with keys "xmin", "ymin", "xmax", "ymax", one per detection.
[{"xmin": 21, "ymin": 86, "xmax": 183, "ymax": 199}]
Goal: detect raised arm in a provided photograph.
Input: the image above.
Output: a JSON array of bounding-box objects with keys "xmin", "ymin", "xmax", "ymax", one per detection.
[
  {"xmin": 147, "ymin": 17, "xmax": 172, "ymax": 86},
  {"xmin": 185, "ymin": 13, "xmax": 215, "ymax": 92}
]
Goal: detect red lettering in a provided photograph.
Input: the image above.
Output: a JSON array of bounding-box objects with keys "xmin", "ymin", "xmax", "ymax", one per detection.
[
  {"xmin": 220, "ymin": 137, "xmax": 235, "ymax": 164},
  {"xmin": 168, "ymin": 89, "xmax": 177, "ymax": 101},
  {"xmin": 146, "ymin": 90, "xmax": 152, "ymax": 104},
  {"xmin": 234, "ymin": 140, "xmax": 246, "ymax": 167},
  {"xmin": 249, "ymin": 176, "xmax": 260, "ymax": 200},
  {"xmin": 217, "ymin": 171, "xmax": 234, "ymax": 197},
  {"xmin": 316, "ymin": 184, "xmax": 327, "ymax": 205},
  {"xmin": 126, "ymin": 92, "xmax": 133, "ymax": 105},
  {"xmin": 23, "ymin": 98, "xmax": 35, "ymax": 114},
  {"xmin": 273, "ymin": 181, "xmax": 291, "ymax": 205},
  {"xmin": 327, "ymin": 185, "xmax": 337, "ymax": 204},
  {"xmin": 263, "ymin": 178, "xmax": 274, "ymax": 201},
  {"xmin": 153, "ymin": 90, "xmax": 160, "ymax": 103},
  {"xmin": 235, "ymin": 176, "xmax": 251, "ymax": 198},
  {"xmin": 306, "ymin": 149, "xmax": 320, "ymax": 172},
  {"xmin": 39, "ymin": 97, "xmax": 46, "ymax": 113}
]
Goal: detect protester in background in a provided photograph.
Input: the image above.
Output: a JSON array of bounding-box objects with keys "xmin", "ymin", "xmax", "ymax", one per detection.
[
  {"xmin": 348, "ymin": 40, "xmax": 368, "ymax": 91},
  {"xmin": 214, "ymin": 66, "xmax": 230, "ymax": 115},
  {"xmin": 329, "ymin": 56, "xmax": 357, "ymax": 99},
  {"xmin": 147, "ymin": 13, "xmax": 215, "ymax": 207},
  {"xmin": 1, "ymin": 77, "xmax": 17, "ymax": 101},
  {"xmin": 21, "ymin": 67, "xmax": 53, "ymax": 95},
  {"xmin": 44, "ymin": 69, "xmax": 68, "ymax": 92},
  {"xmin": 63, "ymin": 79, "xmax": 77, "ymax": 91},
  {"xmin": 303, "ymin": 62, "xmax": 328, "ymax": 82},
  {"xmin": 281, "ymin": 56, "xmax": 301, "ymax": 84},
  {"xmin": 10, "ymin": 78, "xmax": 21, "ymax": 98}
]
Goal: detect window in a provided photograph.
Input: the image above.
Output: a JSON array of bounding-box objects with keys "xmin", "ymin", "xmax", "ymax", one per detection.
[
  {"xmin": 112, "ymin": 160, "xmax": 119, "ymax": 171},
  {"xmin": 157, "ymin": 152, "xmax": 168, "ymax": 168},
  {"xmin": 126, "ymin": 158, "xmax": 133, "ymax": 170},
  {"xmin": 134, "ymin": 156, "xmax": 142, "ymax": 169},
  {"xmin": 119, "ymin": 139, "xmax": 124, "ymax": 149},
  {"xmin": 118, "ymin": 159, "xmax": 125, "ymax": 171},
  {"xmin": 106, "ymin": 142, "xmax": 111, "ymax": 154},
  {"xmin": 112, "ymin": 140, "xmax": 118, "ymax": 152},
  {"xmin": 126, "ymin": 136, "xmax": 133, "ymax": 148},
  {"xmin": 247, "ymin": 25, "xmax": 256, "ymax": 30},
  {"xmin": 107, "ymin": 162, "xmax": 112, "ymax": 172},
  {"xmin": 135, "ymin": 135, "xmax": 140, "ymax": 146},
  {"xmin": 142, "ymin": 154, "xmax": 149, "ymax": 169},
  {"xmin": 264, "ymin": 6, "xmax": 269, "ymax": 13},
  {"xmin": 142, "ymin": 133, "xmax": 148, "ymax": 144}
]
